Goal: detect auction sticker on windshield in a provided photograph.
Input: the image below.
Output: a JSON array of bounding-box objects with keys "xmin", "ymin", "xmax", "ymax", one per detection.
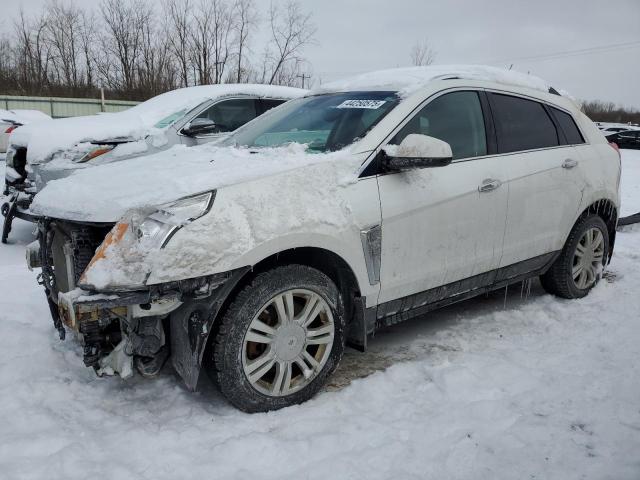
[{"xmin": 336, "ymin": 99, "xmax": 387, "ymax": 109}]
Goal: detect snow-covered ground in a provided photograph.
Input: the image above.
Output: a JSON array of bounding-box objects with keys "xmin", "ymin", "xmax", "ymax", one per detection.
[{"xmin": 1, "ymin": 151, "xmax": 639, "ymax": 479}]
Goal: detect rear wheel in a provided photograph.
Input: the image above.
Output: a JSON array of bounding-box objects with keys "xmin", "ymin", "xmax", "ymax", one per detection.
[
  {"xmin": 211, "ymin": 265, "xmax": 345, "ymax": 412},
  {"xmin": 540, "ymin": 214, "xmax": 609, "ymax": 299}
]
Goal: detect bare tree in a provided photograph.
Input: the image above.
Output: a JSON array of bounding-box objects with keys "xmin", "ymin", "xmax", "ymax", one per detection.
[
  {"xmin": 0, "ymin": 0, "xmax": 317, "ymax": 99},
  {"xmin": 164, "ymin": 0, "xmax": 193, "ymax": 87},
  {"xmin": 137, "ymin": 3, "xmax": 176, "ymax": 95},
  {"xmin": 232, "ymin": 0, "xmax": 257, "ymax": 83},
  {"xmin": 79, "ymin": 10, "xmax": 97, "ymax": 89},
  {"xmin": 265, "ymin": 0, "xmax": 316, "ymax": 85},
  {"xmin": 45, "ymin": 0, "xmax": 82, "ymax": 88},
  {"xmin": 410, "ymin": 39, "xmax": 436, "ymax": 66},
  {"xmin": 13, "ymin": 10, "xmax": 52, "ymax": 94},
  {"xmin": 99, "ymin": 0, "xmax": 147, "ymax": 91}
]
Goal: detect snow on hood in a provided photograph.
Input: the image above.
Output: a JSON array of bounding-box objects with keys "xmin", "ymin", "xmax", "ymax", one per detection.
[
  {"xmin": 315, "ymin": 64, "xmax": 553, "ymax": 98},
  {"xmin": 30, "ymin": 142, "xmax": 348, "ymax": 223},
  {"xmin": 10, "ymin": 84, "xmax": 306, "ymax": 164}
]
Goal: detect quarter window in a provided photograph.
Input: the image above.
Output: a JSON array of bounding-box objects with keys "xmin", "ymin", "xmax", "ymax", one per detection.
[
  {"xmin": 489, "ymin": 93, "xmax": 559, "ymax": 153},
  {"xmin": 391, "ymin": 91, "xmax": 487, "ymax": 160},
  {"xmin": 550, "ymin": 107, "xmax": 585, "ymax": 145}
]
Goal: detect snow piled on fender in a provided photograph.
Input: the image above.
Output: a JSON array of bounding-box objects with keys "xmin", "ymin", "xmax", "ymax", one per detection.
[
  {"xmin": 75, "ymin": 149, "xmax": 364, "ymax": 289},
  {"xmin": 9, "ymin": 84, "xmax": 306, "ymax": 164},
  {"xmin": 316, "ymin": 64, "xmax": 553, "ymax": 97},
  {"xmin": 30, "ymin": 142, "xmax": 350, "ymax": 222}
]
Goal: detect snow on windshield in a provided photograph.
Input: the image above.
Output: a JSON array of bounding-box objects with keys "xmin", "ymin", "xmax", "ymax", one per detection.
[{"xmin": 223, "ymin": 91, "xmax": 399, "ymax": 152}]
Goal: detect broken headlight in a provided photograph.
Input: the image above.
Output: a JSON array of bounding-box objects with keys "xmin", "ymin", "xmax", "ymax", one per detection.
[
  {"xmin": 131, "ymin": 191, "xmax": 216, "ymax": 249},
  {"xmin": 78, "ymin": 191, "xmax": 216, "ymax": 288},
  {"xmin": 74, "ymin": 145, "xmax": 115, "ymax": 163}
]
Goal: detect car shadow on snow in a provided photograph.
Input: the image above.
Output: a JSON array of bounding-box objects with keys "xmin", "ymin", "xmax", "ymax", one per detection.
[{"xmin": 327, "ymin": 278, "xmax": 549, "ymax": 391}]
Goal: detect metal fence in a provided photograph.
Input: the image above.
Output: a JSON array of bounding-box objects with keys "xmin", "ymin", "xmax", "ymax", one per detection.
[{"xmin": 0, "ymin": 95, "xmax": 139, "ymax": 118}]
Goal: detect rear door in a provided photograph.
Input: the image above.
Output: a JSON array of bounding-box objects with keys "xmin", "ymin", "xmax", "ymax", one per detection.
[
  {"xmin": 488, "ymin": 92, "xmax": 586, "ymax": 269},
  {"xmin": 376, "ymin": 90, "xmax": 508, "ymax": 304}
]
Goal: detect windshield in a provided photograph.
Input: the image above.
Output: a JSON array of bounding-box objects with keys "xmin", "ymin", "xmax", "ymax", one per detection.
[
  {"xmin": 154, "ymin": 108, "xmax": 189, "ymax": 128},
  {"xmin": 222, "ymin": 91, "xmax": 398, "ymax": 152}
]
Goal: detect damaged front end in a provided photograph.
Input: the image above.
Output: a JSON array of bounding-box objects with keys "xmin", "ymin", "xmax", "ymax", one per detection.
[{"xmin": 34, "ymin": 213, "xmax": 242, "ymax": 389}]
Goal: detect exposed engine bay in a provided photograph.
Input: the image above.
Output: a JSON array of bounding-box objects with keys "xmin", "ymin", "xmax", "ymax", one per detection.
[{"xmin": 34, "ymin": 218, "xmax": 238, "ymax": 385}]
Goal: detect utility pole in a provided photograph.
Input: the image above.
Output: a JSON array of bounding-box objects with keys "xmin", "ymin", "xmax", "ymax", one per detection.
[{"xmin": 297, "ymin": 73, "xmax": 310, "ymax": 89}]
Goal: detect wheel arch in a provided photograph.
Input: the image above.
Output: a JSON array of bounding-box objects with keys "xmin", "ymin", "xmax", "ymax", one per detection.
[{"xmin": 195, "ymin": 246, "xmax": 367, "ymax": 388}]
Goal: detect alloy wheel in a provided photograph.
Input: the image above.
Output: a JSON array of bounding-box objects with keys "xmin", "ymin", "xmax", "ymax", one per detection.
[
  {"xmin": 241, "ymin": 289, "xmax": 334, "ymax": 397},
  {"xmin": 572, "ymin": 227, "xmax": 605, "ymax": 290}
]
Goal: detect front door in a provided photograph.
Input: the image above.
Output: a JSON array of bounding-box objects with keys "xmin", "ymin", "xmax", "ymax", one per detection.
[{"xmin": 376, "ymin": 90, "xmax": 508, "ymax": 304}]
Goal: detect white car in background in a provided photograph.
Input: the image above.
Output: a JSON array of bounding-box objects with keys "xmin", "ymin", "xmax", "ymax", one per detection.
[
  {"xmin": 1, "ymin": 84, "xmax": 305, "ymax": 242},
  {"xmin": 0, "ymin": 109, "xmax": 51, "ymax": 153},
  {"xmin": 28, "ymin": 65, "xmax": 620, "ymax": 412}
]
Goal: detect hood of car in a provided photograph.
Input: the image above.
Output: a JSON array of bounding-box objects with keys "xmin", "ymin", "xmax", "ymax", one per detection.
[
  {"xmin": 30, "ymin": 142, "xmax": 356, "ymax": 223},
  {"xmin": 10, "ymin": 111, "xmax": 163, "ymax": 165}
]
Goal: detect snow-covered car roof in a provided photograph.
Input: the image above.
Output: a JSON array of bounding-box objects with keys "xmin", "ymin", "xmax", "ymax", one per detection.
[
  {"xmin": 0, "ymin": 109, "xmax": 51, "ymax": 125},
  {"xmin": 127, "ymin": 84, "xmax": 307, "ymax": 126},
  {"xmin": 313, "ymin": 65, "xmax": 554, "ymax": 98}
]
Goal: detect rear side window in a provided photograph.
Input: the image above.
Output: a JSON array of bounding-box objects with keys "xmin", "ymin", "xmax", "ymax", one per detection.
[
  {"xmin": 550, "ymin": 107, "xmax": 585, "ymax": 145},
  {"xmin": 489, "ymin": 93, "xmax": 559, "ymax": 153},
  {"xmin": 391, "ymin": 91, "xmax": 487, "ymax": 160}
]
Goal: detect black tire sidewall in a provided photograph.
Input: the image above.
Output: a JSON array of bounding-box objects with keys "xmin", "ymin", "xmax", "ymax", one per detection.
[{"xmin": 213, "ymin": 265, "xmax": 345, "ymax": 413}]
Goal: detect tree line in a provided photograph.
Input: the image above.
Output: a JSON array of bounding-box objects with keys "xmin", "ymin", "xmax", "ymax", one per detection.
[
  {"xmin": 0, "ymin": 0, "xmax": 316, "ymax": 101},
  {"xmin": 581, "ymin": 100, "xmax": 640, "ymax": 125}
]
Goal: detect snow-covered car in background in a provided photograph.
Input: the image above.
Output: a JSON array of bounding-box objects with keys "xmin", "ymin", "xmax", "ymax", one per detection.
[
  {"xmin": 0, "ymin": 109, "xmax": 51, "ymax": 153},
  {"xmin": 28, "ymin": 65, "xmax": 620, "ymax": 412},
  {"xmin": 1, "ymin": 84, "xmax": 305, "ymax": 242}
]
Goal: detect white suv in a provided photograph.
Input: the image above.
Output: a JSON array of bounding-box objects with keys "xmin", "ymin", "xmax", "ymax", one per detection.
[{"xmin": 28, "ymin": 66, "xmax": 621, "ymax": 412}]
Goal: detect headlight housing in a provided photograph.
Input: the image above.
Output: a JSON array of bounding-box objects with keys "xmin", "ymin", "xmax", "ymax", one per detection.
[
  {"xmin": 74, "ymin": 144, "xmax": 115, "ymax": 163},
  {"xmin": 79, "ymin": 191, "xmax": 216, "ymax": 288},
  {"xmin": 131, "ymin": 191, "xmax": 216, "ymax": 249}
]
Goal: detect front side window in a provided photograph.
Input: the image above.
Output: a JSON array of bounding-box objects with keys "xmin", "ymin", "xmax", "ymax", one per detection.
[
  {"xmin": 490, "ymin": 93, "xmax": 559, "ymax": 153},
  {"xmin": 196, "ymin": 99, "xmax": 258, "ymax": 133},
  {"xmin": 222, "ymin": 91, "xmax": 399, "ymax": 152},
  {"xmin": 390, "ymin": 91, "xmax": 487, "ymax": 160}
]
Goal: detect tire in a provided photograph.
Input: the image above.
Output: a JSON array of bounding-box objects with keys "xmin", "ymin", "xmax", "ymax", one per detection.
[
  {"xmin": 211, "ymin": 265, "xmax": 345, "ymax": 413},
  {"xmin": 540, "ymin": 214, "xmax": 609, "ymax": 299}
]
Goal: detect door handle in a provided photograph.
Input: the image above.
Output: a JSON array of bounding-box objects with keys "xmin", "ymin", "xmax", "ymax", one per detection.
[
  {"xmin": 562, "ymin": 158, "xmax": 578, "ymax": 169},
  {"xmin": 478, "ymin": 178, "xmax": 502, "ymax": 193}
]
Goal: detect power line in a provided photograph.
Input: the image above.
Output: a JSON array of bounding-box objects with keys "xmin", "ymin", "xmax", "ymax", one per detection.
[
  {"xmin": 297, "ymin": 73, "xmax": 311, "ymax": 89},
  {"xmin": 485, "ymin": 40, "xmax": 640, "ymax": 64}
]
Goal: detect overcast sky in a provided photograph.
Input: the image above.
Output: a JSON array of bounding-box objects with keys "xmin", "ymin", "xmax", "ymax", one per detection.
[{"xmin": 4, "ymin": 0, "xmax": 640, "ymax": 108}]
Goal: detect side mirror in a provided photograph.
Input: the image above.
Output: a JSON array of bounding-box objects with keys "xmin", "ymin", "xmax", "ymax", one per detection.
[
  {"xmin": 381, "ymin": 134, "xmax": 453, "ymax": 171},
  {"xmin": 182, "ymin": 118, "xmax": 217, "ymax": 137}
]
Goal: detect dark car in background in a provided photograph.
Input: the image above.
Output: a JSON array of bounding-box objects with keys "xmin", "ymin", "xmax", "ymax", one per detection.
[{"xmin": 606, "ymin": 130, "xmax": 640, "ymax": 150}]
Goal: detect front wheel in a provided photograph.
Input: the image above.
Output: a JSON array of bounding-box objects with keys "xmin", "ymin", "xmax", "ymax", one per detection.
[
  {"xmin": 540, "ymin": 214, "xmax": 609, "ymax": 299},
  {"xmin": 211, "ymin": 265, "xmax": 345, "ymax": 412}
]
